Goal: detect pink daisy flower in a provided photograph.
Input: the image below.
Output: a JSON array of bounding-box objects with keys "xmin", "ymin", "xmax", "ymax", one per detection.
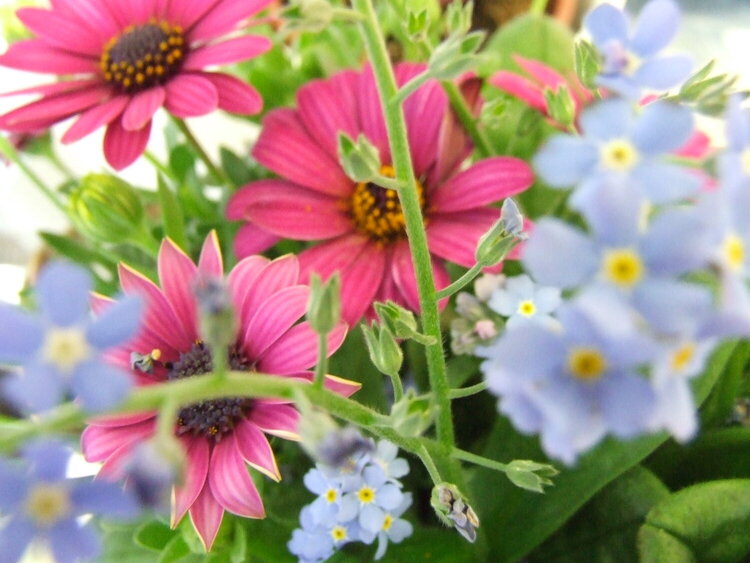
[
  {"xmin": 0, "ymin": 0, "xmax": 274, "ymax": 169},
  {"xmin": 81, "ymin": 232, "xmax": 359, "ymax": 549},
  {"xmin": 227, "ymin": 64, "xmax": 535, "ymax": 323}
]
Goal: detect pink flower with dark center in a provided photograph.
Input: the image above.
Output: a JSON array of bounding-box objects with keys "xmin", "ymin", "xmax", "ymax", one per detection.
[
  {"xmin": 81, "ymin": 232, "xmax": 359, "ymax": 549},
  {"xmin": 227, "ymin": 64, "xmax": 535, "ymax": 323},
  {"xmin": 0, "ymin": 0, "xmax": 274, "ymax": 169}
]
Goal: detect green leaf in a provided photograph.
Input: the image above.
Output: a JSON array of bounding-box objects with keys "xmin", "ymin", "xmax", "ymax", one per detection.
[
  {"xmin": 638, "ymin": 525, "xmax": 696, "ymax": 563},
  {"xmin": 701, "ymin": 342, "xmax": 749, "ymax": 428},
  {"xmin": 472, "ymin": 343, "xmax": 736, "ymax": 562},
  {"xmin": 157, "ymin": 535, "xmax": 194, "ymax": 563},
  {"xmin": 97, "ymin": 521, "xmax": 160, "ymax": 562},
  {"xmin": 219, "ymin": 147, "xmax": 255, "ymax": 188},
  {"xmin": 157, "ymin": 174, "xmax": 188, "ymax": 251},
  {"xmin": 134, "ymin": 519, "xmax": 176, "ymax": 551},
  {"xmin": 230, "ymin": 521, "xmax": 247, "ymax": 563},
  {"xmin": 640, "ymin": 479, "xmax": 750, "ymax": 562},
  {"xmin": 39, "ymin": 232, "xmax": 116, "ymax": 269}
]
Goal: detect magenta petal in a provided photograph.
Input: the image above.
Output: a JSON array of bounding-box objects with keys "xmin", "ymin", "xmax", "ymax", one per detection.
[
  {"xmin": 244, "ymin": 285, "xmax": 310, "ymax": 360},
  {"xmin": 208, "ymin": 435, "xmax": 265, "ymax": 518},
  {"xmin": 166, "ymin": 0, "xmax": 217, "ymax": 31},
  {"xmin": 173, "ymin": 437, "xmax": 210, "ymax": 526},
  {"xmin": 157, "ymin": 239, "xmax": 199, "ymax": 342},
  {"xmin": 232, "ymin": 223, "xmax": 280, "ymax": 258},
  {"xmin": 515, "ymin": 55, "xmax": 568, "ymax": 90},
  {"xmin": 0, "ymin": 79, "xmax": 100, "ymax": 99},
  {"xmin": 427, "ymin": 208, "xmax": 501, "ymax": 268},
  {"xmin": 258, "ymin": 321, "xmax": 347, "ymax": 374},
  {"xmin": 0, "ymin": 39, "xmax": 98, "ymax": 73},
  {"xmin": 103, "ymin": 119, "xmax": 152, "ymax": 170},
  {"xmin": 188, "ymin": 0, "xmax": 272, "ymax": 41},
  {"xmin": 238, "ymin": 255, "xmax": 300, "ymax": 332},
  {"xmin": 358, "ymin": 65, "xmax": 391, "ymax": 162},
  {"xmin": 227, "ymin": 255, "xmax": 269, "ymax": 320},
  {"xmin": 86, "ymin": 411, "xmax": 155, "ymax": 428},
  {"xmin": 489, "ymin": 71, "xmax": 547, "ymax": 113},
  {"xmin": 97, "ymin": 440, "xmax": 136, "ymax": 480},
  {"xmin": 234, "ymin": 419, "xmax": 281, "ymax": 481},
  {"xmin": 198, "ymin": 231, "xmax": 224, "ymax": 277},
  {"xmin": 298, "ymin": 234, "xmax": 369, "ymax": 283},
  {"xmin": 121, "ymin": 87, "xmax": 165, "ymax": 131},
  {"xmin": 164, "ymin": 74, "xmax": 219, "ymax": 118},
  {"xmin": 184, "ymin": 36, "xmax": 271, "ymax": 70},
  {"xmin": 16, "ymin": 7, "xmax": 102, "ymax": 56},
  {"xmin": 62, "ymin": 95, "xmax": 128, "ymax": 143},
  {"xmin": 0, "ymin": 85, "xmax": 111, "ymax": 130},
  {"xmin": 431, "ymin": 157, "xmax": 534, "ymax": 213},
  {"xmin": 53, "ymin": 0, "xmax": 121, "ymax": 44},
  {"xmin": 338, "ymin": 243, "xmax": 387, "ymax": 325},
  {"xmin": 188, "ymin": 485, "xmax": 224, "ymax": 551},
  {"xmin": 81, "ymin": 419, "xmax": 155, "ymax": 462},
  {"xmin": 203, "ymin": 72, "xmax": 263, "ymax": 115},
  {"xmin": 249, "ymin": 403, "xmax": 300, "ymax": 440},
  {"xmin": 252, "ymin": 108, "xmax": 353, "ymax": 197}
]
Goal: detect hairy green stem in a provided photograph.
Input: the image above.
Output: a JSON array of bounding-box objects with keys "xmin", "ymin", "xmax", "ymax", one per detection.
[
  {"xmin": 313, "ymin": 332, "xmax": 329, "ymax": 389},
  {"xmin": 173, "ymin": 118, "xmax": 228, "ymax": 186},
  {"xmin": 436, "ymin": 263, "xmax": 483, "ymax": 300},
  {"xmin": 452, "ymin": 447, "xmax": 509, "ymax": 473},
  {"xmin": 388, "ymin": 370, "xmax": 405, "ymax": 402},
  {"xmin": 449, "ymin": 381, "xmax": 489, "ymax": 400},
  {"xmin": 418, "ymin": 444, "xmax": 443, "ymax": 485},
  {"xmin": 441, "ymin": 81, "xmax": 494, "ymax": 158},
  {"xmin": 391, "ymin": 71, "xmax": 432, "ymax": 106},
  {"xmin": 372, "ymin": 174, "xmax": 402, "ymax": 191}
]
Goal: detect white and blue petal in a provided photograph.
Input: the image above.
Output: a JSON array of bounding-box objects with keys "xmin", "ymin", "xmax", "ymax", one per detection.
[
  {"xmin": 630, "ymin": 0, "xmax": 681, "ymax": 57},
  {"xmin": 70, "ymin": 361, "xmax": 132, "ymax": 413},
  {"xmin": 36, "ymin": 262, "xmax": 92, "ymax": 328},
  {"xmin": 632, "ymin": 101, "xmax": 694, "ymax": 155},
  {"xmin": 0, "ymin": 306, "xmax": 43, "ymax": 363},
  {"xmin": 584, "ymin": 3, "xmax": 629, "ymax": 47},
  {"xmin": 86, "ymin": 295, "xmax": 143, "ymax": 350},
  {"xmin": 632, "ymin": 55, "xmax": 693, "ymax": 92},
  {"xmin": 533, "ymin": 135, "xmax": 599, "ymax": 187}
]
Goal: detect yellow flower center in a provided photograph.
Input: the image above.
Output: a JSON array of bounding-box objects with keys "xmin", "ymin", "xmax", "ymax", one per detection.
[
  {"xmin": 24, "ymin": 484, "xmax": 72, "ymax": 527},
  {"xmin": 383, "ymin": 514, "xmax": 394, "ymax": 531},
  {"xmin": 325, "ymin": 488, "xmax": 338, "ymax": 503},
  {"xmin": 349, "ymin": 165, "xmax": 425, "ymax": 244},
  {"xmin": 670, "ymin": 342, "xmax": 695, "ymax": 373},
  {"xmin": 330, "ymin": 526, "xmax": 348, "ymax": 542},
  {"xmin": 741, "ymin": 148, "xmax": 750, "ymax": 175},
  {"xmin": 624, "ymin": 52, "xmax": 642, "ymax": 75},
  {"xmin": 722, "ymin": 233, "xmax": 745, "ymax": 271},
  {"xmin": 42, "ymin": 327, "xmax": 91, "ymax": 374},
  {"xmin": 601, "ymin": 139, "xmax": 639, "ymax": 171},
  {"xmin": 101, "ymin": 20, "xmax": 186, "ymax": 93},
  {"xmin": 517, "ymin": 300, "xmax": 536, "ymax": 317},
  {"xmin": 357, "ymin": 486, "xmax": 376, "ymax": 504},
  {"xmin": 567, "ymin": 347, "xmax": 607, "ymax": 381},
  {"xmin": 602, "ymin": 248, "xmax": 644, "ymax": 288}
]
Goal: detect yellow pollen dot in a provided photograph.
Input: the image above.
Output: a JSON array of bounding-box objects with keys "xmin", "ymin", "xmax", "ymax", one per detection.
[
  {"xmin": 151, "ymin": 349, "xmax": 162, "ymax": 360},
  {"xmin": 602, "ymin": 248, "xmax": 644, "ymax": 288},
  {"xmin": 357, "ymin": 486, "xmax": 376, "ymax": 504},
  {"xmin": 126, "ymin": 66, "xmax": 135, "ymax": 75},
  {"xmin": 325, "ymin": 489, "xmax": 337, "ymax": 503},
  {"xmin": 24, "ymin": 484, "xmax": 71, "ymax": 527},
  {"xmin": 518, "ymin": 300, "xmax": 536, "ymax": 317},
  {"xmin": 741, "ymin": 149, "xmax": 750, "ymax": 175},
  {"xmin": 671, "ymin": 342, "xmax": 695, "ymax": 373},
  {"xmin": 383, "ymin": 514, "xmax": 394, "ymax": 531},
  {"xmin": 331, "ymin": 526, "xmax": 348, "ymax": 542},
  {"xmin": 160, "ymin": 41, "xmax": 168, "ymax": 51},
  {"xmin": 723, "ymin": 233, "xmax": 745, "ymax": 271},
  {"xmin": 601, "ymin": 139, "xmax": 639, "ymax": 171},
  {"xmin": 123, "ymin": 77, "xmax": 132, "ymax": 88},
  {"xmin": 136, "ymin": 73, "xmax": 145, "ymax": 84},
  {"xmin": 624, "ymin": 52, "xmax": 642, "ymax": 75},
  {"xmin": 156, "ymin": 65, "xmax": 165, "ymax": 75},
  {"xmin": 567, "ymin": 347, "xmax": 607, "ymax": 381},
  {"xmin": 42, "ymin": 327, "xmax": 91, "ymax": 374}
]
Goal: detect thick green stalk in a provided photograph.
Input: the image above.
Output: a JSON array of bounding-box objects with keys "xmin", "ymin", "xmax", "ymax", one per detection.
[
  {"xmin": 352, "ymin": 0, "xmax": 456, "ymax": 452},
  {"xmin": 313, "ymin": 332, "xmax": 329, "ymax": 389},
  {"xmin": 441, "ymin": 81, "xmax": 494, "ymax": 158}
]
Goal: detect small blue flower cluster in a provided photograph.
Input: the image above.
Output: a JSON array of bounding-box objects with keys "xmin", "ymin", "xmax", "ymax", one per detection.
[
  {"xmin": 288, "ymin": 440, "xmax": 413, "ymax": 562},
  {"xmin": 477, "ymin": 0, "xmax": 750, "ymax": 465}
]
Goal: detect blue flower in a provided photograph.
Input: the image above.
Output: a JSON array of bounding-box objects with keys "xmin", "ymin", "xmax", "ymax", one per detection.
[
  {"xmin": 488, "ymin": 274, "xmax": 561, "ymax": 329},
  {"xmin": 0, "ymin": 440, "xmax": 139, "ymax": 563},
  {"xmin": 533, "ymin": 98, "xmax": 699, "ymax": 209},
  {"xmin": 361, "ymin": 492, "xmax": 414, "ymax": 560},
  {"xmin": 121, "ymin": 440, "xmax": 180, "ymax": 511},
  {"xmin": 0, "ymin": 262, "xmax": 143, "ymax": 413},
  {"xmin": 584, "ymin": 0, "xmax": 692, "ymax": 98},
  {"xmin": 287, "ymin": 505, "xmax": 336, "ymax": 563},
  {"xmin": 478, "ymin": 290, "xmax": 658, "ymax": 464},
  {"xmin": 370, "ymin": 440, "xmax": 409, "ymax": 482},
  {"xmin": 338, "ymin": 464, "xmax": 405, "ymax": 534},
  {"xmin": 303, "ymin": 467, "xmax": 350, "ymax": 527},
  {"xmin": 719, "ymin": 95, "xmax": 750, "ymax": 191}
]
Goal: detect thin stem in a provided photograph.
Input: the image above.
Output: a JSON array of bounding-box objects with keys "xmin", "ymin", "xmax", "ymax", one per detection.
[
  {"xmin": 0, "ymin": 403, "xmax": 84, "ymax": 453},
  {"xmin": 145, "ymin": 150, "xmax": 174, "ymax": 180},
  {"xmin": 372, "ymin": 174, "xmax": 403, "ymax": 191},
  {"xmin": 449, "ymin": 381, "xmax": 488, "ymax": 400},
  {"xmin": 156, "ymin": 397, "xmax": 179, "ymax": 442},
  {"xmin": 441, "ymin": 81, "xmax": 493, "ymax": 158},
  {"xmin": 313, "ymin": 332, "xmax": 329, "ymax": 389},
  {"xmin": 418, "ymin": 444, "xmax": 443, "ymax": 485},
  {"xmin": 391, "ymin": 71, "xmax": 433, "ymax": 106},
  {"xmin": 48, "ymin": 151, "xmax": 76, "ymax": 181},
  {"xmin": 436, "ymin": 263, "xmax": 483, "ymax": 300},
  {"xmin": 452, "ymin": 447, "xmax": 509, "ymax": 473},
  {"xmin": 388, "ymin": 371, "xmax": 405, "ymax": 402},
  {"xmin": 173, "ymin": 118, "xmax": 228, "ymax": 186},
  {"xmin": 529, "ymin": 0, "xmax": 550, "ymax": 16}
]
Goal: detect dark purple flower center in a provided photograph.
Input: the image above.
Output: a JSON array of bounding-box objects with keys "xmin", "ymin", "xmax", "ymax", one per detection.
[
  {"xmin": 100, "ymin": 21, "xmax": 186, "ymax": 94},
  {"xmin": 166, "ymin": 341, "xmax": 253, "ymax": 442}
]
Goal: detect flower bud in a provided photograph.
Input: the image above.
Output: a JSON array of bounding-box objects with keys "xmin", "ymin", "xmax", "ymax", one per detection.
[
  {"xmin": 307, "ymin": 274, "xmax": 341, "ymax": 335},
  {"xmin": 428, "ymin": 31, "xmax": 484, "ymax": 81},
  {"xmin": 407, "ymin": 9, "xmax": 428, "ymax": 39},
  {"xmin": 338, "ymin": 133, "xmax": 382, "ymax": 183},
  {"xmin": 505, "ymin": 459, "xmax": 559, "ymax": 493},
  {"xmin": 444, "ymin": 0, "xmax": 473, "ymax": 36},
  {"xmin": 431, "ymin": 483, "xmax": 480, "ymax": 543},
  {"xmin": 193, "ymin": 275, "xmax": 237, "ymax": 356},
  {"xmin": 299, "ymin": 0, "xmax": 334, "ymax": 31},
  {"xmin": 390, "ymin": 389, "xmax": 433, "ymax": 437},
  {"xmin": 475, "ymin": 198, "xmax": 527, "ymax": 267},
  {"xmin": 361, "ymin": 323, "xmax": 403, "ymax": 377},
  {"xmin": 374, "ymin": 301, "xmax": 436, "ymax": 345},
  {"xmin": 544, "ymin": 85, "xmax": 577, "ymax": 129},
  {"xmin": 575, "ymin": 39, "xmax": 600, "ymax": 90},
  {"xmin": 69, "ymin": 174, "xmax": 144, "ymax": 244}
]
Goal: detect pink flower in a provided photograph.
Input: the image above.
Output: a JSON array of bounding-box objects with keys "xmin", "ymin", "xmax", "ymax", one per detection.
[
  {"xmin": 81, "ymin": 232, "xmax": 359, "ymax": 550},
  {"xmin": 0, "ymin": 0, "xmax": 273, "ymax": 169},
  {"xmin": 227, "ymin": 64, "xmax": 534, "ymax": 323}
]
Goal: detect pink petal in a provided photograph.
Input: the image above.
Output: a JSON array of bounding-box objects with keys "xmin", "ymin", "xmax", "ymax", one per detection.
[
  {"xmin": 62, "ymin": 95, "xmax": 129, "ymax": 143},
  {"xmin": 103, "ymin": 119, "xmax": 152, "ymax": 170},
  {"xmin": 391, "ymin": 241, "xmax": 450, "ymax": 313},
  {"xmin": 198, "ymin": 231, "xmax": 224, "ymax": 277},
  {"xmin": 116, "ymin": 0, "xmax": 152, "ymax": 25},
  {"xmin": 157, "ymin": 239, "xmax": 199, "ymax": 342},
  {"xmin": 249, "ymin": 403, "xmax": 300, "ymax": 440},
  {"xmin": 0, "ymin": 85, "xmax": 111, "ymax": 130},
  {"xmin": 358, "ymin": 65, "xmax": 391, "ymax": 162},
  {"xmin": 430, "ymin": 157, "xmax": 534, "ymax": 213},
  {"xmin": 489, "ymin": 71, "xmax": 548, "ymax": 113},
  {"xmin": 515, "ymin": 56, "xmax": 568, "ymax": 90},
  {"xmin": 232, "ymin": 223, "xmax": 280, "ymax": 258},
  {"xmin": 121, "ymin": 87, "xmax": 165, "ymax": 131},
  {"xmin": 244, "ymin": 285, "xmax": 310, "ymax": 360},
  {"xmin": 164, "ymin": 74, "xmax": 219, "ymax": 118},
  {"xmin": 234, "ymin": 419, "xmax": 280, "ymax": 481},
  {"xmin": 203, "ymin": 72, "xmax": 263, "ymax": 115},
  {"xmin": 252, "ymin": 108, "xmax": 353, "ymax": 197},
  {"xmin": 97, "ymin": 441, "xmax": 137, "ymax": 480},
  {"xmin": 86, "ymin": 411, "xmax": 155, "ymax": 428},
  {"xmin": 298, "ymin": 234, "xmax": 369, "ymax": 283},
  {"xmin": 289, "ymin": 371, "xmax": 361, "ymax": 398},
  {"xmin": 338, "ymin": 243, "xmax": 387, "ymax": 325},
  {"xmin": 173, "ymin": 437, "xmax": 210, "ymax": 526},
  {"xmin": 188, "ymin": 485, "xmax": 224, "ymax": 551},
  {"xmin": 166, "ymin": 0, "xmax": 217, "ymax": 31},
  {"xmin": 238, "ymin": 255, "xmax": 300, "ymax": 333},
  {"xmin": 297, "ymin": 70, "xmax": 360, "ymax": 158},
  {"xmin": 0, "ymin": 79, "xmax": 100, "ymax": 98},
  {"xmin": 187, "ymin": 0, "xmax": 273, "ymax": 41},
  {"xmin": 81, "ymin": 418, "xmax": 155, "ymax": 462},
  {"xmin": 184, "ymin": 36, "xmax": 271, "ymax": 70},
  {"xmin": 258, "ymin": 321, "xmax": 347, "ymax": 374},
  {"xmin": 675, "ymin": 130, "xmax": 711, "ymax": 158},
  {"xmin": 208, "ymin": 434, "xmax": 265, "ymax": 518},
  {"xmin": 16, "ymin": 7, "xmax": 102, "ymax": 56},
  {"xmin": 0, "ymin": 39, "xmax": 98, "ymax": 73},
  {"xmin": 227, "ymin": 255, "xmax": 269, "ymax": 330},
  {"xmin": 236, "ymin": 181, "xmax": 353, "ymax": 241},
  {"xmin": 427, "ymin": 208, "xmax": 501, "ymax": 268},
  {"xmin": 52, "ymin": 0, "xmax": 121, "ymax": 44}
]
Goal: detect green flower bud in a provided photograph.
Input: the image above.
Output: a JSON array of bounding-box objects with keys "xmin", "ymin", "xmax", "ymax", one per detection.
[
  {"xmin": 475, "ymin": 198, "xmax": 526, "ymax": 267},
  {"xmin": 338, "ymin": 133, "xmax": 382, "ymax": 183},
  {"xmin": 374, "ymin": 301, "xmax": 436, "ymax": 345},
  {"xmin": 407, "ymin": 9, "xmax": 428, "ymax": 39},
  {"xmin": 575, "ymin": 39, "xmax": 600, "ymax": 90},
  {"xmin": 428, "ymin": 31, "xmax": 485, "ymax": 81},
  {"xmin": 505, "ymin": 459, "xmax": 559, "ymax": 493},
  {"xmin": 361, "ymin": 323, "xmax": 403, "ymax": 377},
  {"xmin": 193, "ymin": 275, "xmax": 237, "ymax": 358},
  {"xmin": 299, "ymin": 0, "xmax": 334, "ymax": 31},
  {"xmin": 431, "ymin": 483, "xmax": 480, "ymax": 543},
  {"xmin": 69, "ymin": 174, "xmax": 144, "ymax": 244},
  {"xmin": 307, "ymin": 274, "xmax": 341, "ymax": 335},
  {"xmin": 545, "ymin": 85, "xmax": 577, "ymax": 129},
  {"xmin": 444, "ymin": 0, "xmax": 474, "ymax": 36},
  {"xmin": 390, "ymin": 389, "xmax": 433, "ymax": 437}
]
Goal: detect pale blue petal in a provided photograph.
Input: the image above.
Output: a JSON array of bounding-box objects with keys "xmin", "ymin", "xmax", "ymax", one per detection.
[
  {"xmin": 523, "ymin": 219, "xmax": 599, "ymax": 289},
  {"xmin": 725, "ymin": 94, "xmax": 750, "ymax": 150},
  {"xmin": 387, "ymin": 519, "xmax": 413, "ymax": 543},
  {"xmin": 360, "ymin": 504, "xmax": 385, "ymax": 533},
  {"xmin": 23, "ymin": 440, "xmax": 71, "ymax": 482},
  {"xmin": 653, "ymin": 377, "xmax": 696, "ymax": 442},
  {"xmin": 4, "ymin": 361, "xmax": 65, "ymax": 414},
  {"xmin": 498, "ymin": 393, "xmax": 544, "ymax": 434},
  {"xmin": 642, "ymin": 207, "xmax": 713, "ymax": 274},
  {"xmin": 376, "ymin": 484, "xmax": 402, "ymax": 511},
  {"xmin": 0, "ymin": 517, "xmax": 36, "ymax": 563},
  {"xmin": 36, "ymin": 262, "xmax": 92, "ymax": 327},
  {"xmin": 49, "ymin": 520, "xmax": 101, "ymax": 563},
  {"xmin": 303, "ymin": 468, "xmax": 328, "ymax": 495},
  {"xmin": 387, "ymin": 458, "xmax": 409, "ymax": 479},
  {"xmin": 0, "ymin": 461, "xmax": 27, "ymax": 510},
  {"xmin": 71, "ymin": 361, "xmax": 132, "ymax": 413},
  {"xmin": 599, "ymin": 372, "xmax": 655, "ymax": 438},
  {"xmin": 633, "ymin": 279, "xmax": 712, "ymax": 335},
  {"xmin": 0, "ymin": 306, "xmax": 43, "ymax": 364},
  {"xmin": 505, "ymin": 274, "xmax": 534, "ymax": 297},
  {"xmin": 632, "ymin": 162, "xmax": 701, "ymax": 204},
  {"xmin": 632, "ymin": 102, "xmax": 693, "ymax": 155},
  {"xmin": 478, "ymin": 323, "xmax": 564, "ymax": 382},
  {"xmin": 630, "ymin": 0, "xmax": 680, "ymax": 57},
  {"xmin": 375, "ymin": 441, "xmax": 397, "ymax": 463},
  {"xmin": 86, "ymin": 295, "xmax": 143, "ymax": 350},
  {"xmin": 596, "ymin": 74, "xmax": 641, "ymax": 99},
  {"xmin": 579, "ymin": 98, "xmax": 632, "ymax": 141},
  {"xmin": 633, "ymin": 55, "xmax": 693, "ymax": 91},
  {"xmin": 584, "ymin": 3, "xmax": 628, "ymax": 46},
  {"xmin": 488, "ymin": 290, "xmax": 519, "ymax": 316},
  {"xmin": 581, "ymin": 179, "xmax": 641, "ymax": 246},
  {"xmin": 533, "ymin": 135, "xmax": 598, "ymax": 187},
  {"xmin": 363, "ymin": 465, "xmax": 386, "ymax": 489},
  {"xmin": 71, "ymin": 479, "xmax": 140, "ymax": 519},
  {"xmin": 338, "ymin": 494, "xmax": 359, "ymax": 522},
  {"xmin": 534, "ymin": 287, "xmax": 562, "ymax": 314}
]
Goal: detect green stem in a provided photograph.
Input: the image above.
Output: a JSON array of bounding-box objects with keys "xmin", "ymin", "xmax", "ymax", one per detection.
[
  {"xmin": 452, "ymin": 447, "xmax": 509, "ymax": 473},
  {"xmin": 173, "ymin": 118, "xmax": 228, "ymax": 186},
  {"xmin": 392, "ymin": 71, "xmax": 433, "ymax": 106},
  {"xmin": 388, "ymin": 370, "xmax": 405, "ymax": 402},
  {"xmin": 441, "ymin": 81, "xmax": 493, "ymax": 158},
  {"xmin": 48, "ymin": 151, "xmax": 76, "ymax": 181},
  {"xmin": 0, "ymin": 403, "xmax": 84, "ymax": 454},
  {"xmin": 418, "ymin": 444, "xmax": 443, "ymax": 485},
  {"xmin": 353, "ymin": 0, "xmax": 456, "ymax": 456},
  {"xmin": 372, "ymin": 174, "xmax": 403, "ymax": 191},
  {"xmin": 145, "ymin": 150, "xmax": 174, "ymax": 180},
  {"xmin": 313, "ymin": 332, "xmax": 329, "ymax": 389},
  {"xmin": 436, "ymin": 263, "xmax": 483, "ymax": 300},
  {"xmin": 449, "ymin": 381, "xmax": 488, "ymax": 400},
  {"xmin": 156, "ymin": 397, "xmax": 179, "ymax": 441},
  {"xmin": 529, "ymin": 0, "xmax": 549, "ymax": 16},
  {"xmin": 130, "ymin": 221, "xmax": 161, "ymax": 255}
]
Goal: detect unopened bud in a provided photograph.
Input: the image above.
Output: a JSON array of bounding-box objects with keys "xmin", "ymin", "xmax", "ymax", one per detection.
[
  {"xmin": 575, "ymin": 40, "xmax": 600, "ymax": 90},
  {"xmin": 505, "ymin": 459, "xmax": 558, "ymax": 493},
  {"xmin": 431, "ymin": 483, "xmax": 480, "ymax": 543},
  {"xmin": 406, "ymin": 9, "xmax": 428, "ymax": 39},
  {"xmin": 361, "ymin": 323, "xmax": 403, "ymax": 377},
  {"xmin": 545, "ymin": 85, "xmax": 577, "ymax": 128},
  {"xmin": 444, "ymin": 0, "xmax": 474, "ymax": 36},
  {"xmin": 307, "ymin": 274, "xmax": 341, "ymax": 335},
  {"xmin": 338, "ymin": 133, "xmax": 382, "ymax": 183},
  {"xmin": 390, "ymin": 389, "xmax": 433, "ymax": 437},
  {"xmin": 193, "ymin": 275, "xmax": 237, "ymax": 354},
  {"xmin": 428, "ymin": 31, "xmax": 484, "ymax": 81},
  {"xmin": 374, "ymin": 301, "xmax": 435, "ymax": 345}
]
